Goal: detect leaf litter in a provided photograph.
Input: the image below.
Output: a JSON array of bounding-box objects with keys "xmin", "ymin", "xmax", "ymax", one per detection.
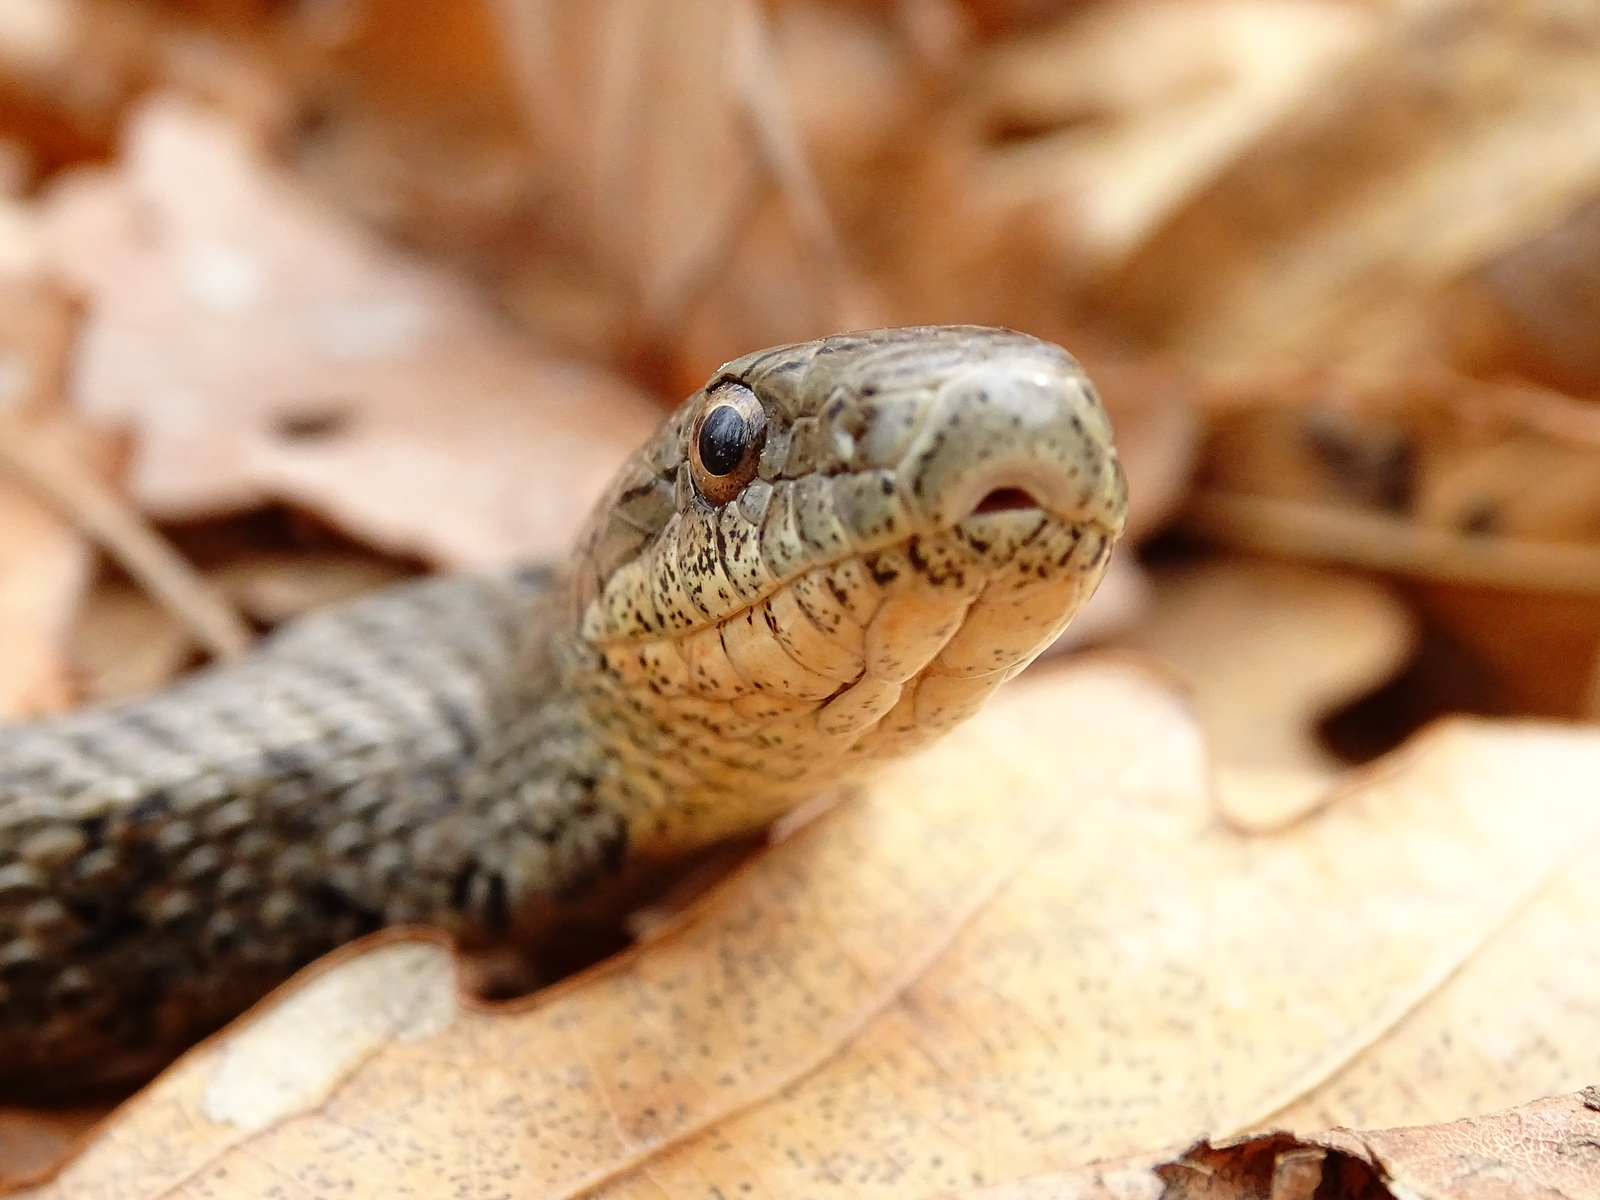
[
  {"xmin": 3, "ymin": 0, "xmax": 1600, "ymax": 1194},
  {"xmin": 22, "ymin": 661, "xmax": 1600, "ymax": 1198},
  {"xmin": 41, "ymin": 94, "xmax": 663, "ymax": 569},
  {"xmin": 0, "ymin": 254, "xmax": 127, "ymax": 719},
  {"xmin": 929, "ymin": 1090, "xmax": 1600, "ymax": 1200}
]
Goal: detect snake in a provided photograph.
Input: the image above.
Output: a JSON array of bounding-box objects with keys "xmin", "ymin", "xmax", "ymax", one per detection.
[{"xmin": 0, "ymin": 326, "xmax": 1126, "ymax": 1096}]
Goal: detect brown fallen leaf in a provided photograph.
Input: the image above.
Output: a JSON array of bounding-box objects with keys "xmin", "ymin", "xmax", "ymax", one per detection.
[
  {"xmin": 493, "ymin": 0, "xmax": 815, "ymax": 352},
  {"xmin": 1190, "ymin": 369, "xmax": 1600, "ymax": 717},
  {"xmin": 1158, "ymin": 1091, "xmax": 1600, "ymax": 1200},
  {"xmin": 1083, "ymin": 355, "xmax": 1201, "ymax": 542},
  {"xmin": 0, "ymin": 469, "xmax": 87, "ymax": 710},
  {"xmin": 0, "ymin": 428, "xmax": 87, "ymax": 720},
  {"xmin": 971, "ymin": 0, "xmax": 1374, "ymax": 281},
  {"xmin": 0, "ymin": 251, "xmax": 112, "ymax": 719},
  {"xmin": 0, "ymin": 404, "xmax": 254, "ymax": 663},
  {"xmin": 67, "ymin": 580, "xmax": 192, "ymax": 705},
  {"xmin": 39, "ymin": 95, "xmax": 663, "ymax": 570},
  {"xmin": 1404, "ymin": 581, "xmax": 1600, "ymax": 722},
  {"xmin": 206, "ymin": 550, "xmax": 414, "ymax": 628},
  {"xmin": 0, "ymin": 218, "xmax": 253, "ymax": 668},
  {"xmin": 917, "ymin": 1090, "xmax": 1600, "ymax": 1200},
  {"xmin": 1046, "ymin": 549, "xmax": 1150, "ymax": 652},
  {"xmin": 1108, "ymin": 555, "xmax": 1414, "ymax": 831},
  {"xmin": 25, "ymin": 659, "xmax": 1600, "ymax": 1197},
  {"xmin": 68, "ymin": 546, "xmax": 412, "ymax": 706},
  {"xmin": 281, "ymin": 0, "xmax": 858, "ymax": 382},
  {"xmin": 1113, "ymin": 556, "xmax": 1413, "ymax": 774},
  {"xmin": 1097, "ymin": 0, "xmax": 1600, "ymax": 376},
  {"xmin": 0, "ymin": 1105, "xmax": 108, "ymax": 1194},
  {"xmin": 0, "ymin": 0, "xmax": 161, "ymax": 178},
  {"xmin": 1196, "ymin": 370, "xmax": 1600, "ymax": 549},
  {"xmin": 926, "ymin": 1149, "xmax": 1172, "ymax": 1200},
  {"xmin": 1448, "ymin": 190, "xmax": 1600, "ymax": 397},
  {"xmin": 1310, "ymin": 1091, "xmax": 1600, "ymax": 1200}
]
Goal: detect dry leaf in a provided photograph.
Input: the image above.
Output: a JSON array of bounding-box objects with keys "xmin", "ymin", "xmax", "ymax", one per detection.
[
  {"xmin": 1082, "ymin": 355, "xmax": 1200, "ymax": 541},
  {"xmin": 0, "ymin": 0, "xmax": 158, "ymax": 178},
  {"xmin": 6, "ymin": 4, "xmax": 1600, "ymax": 1195},
  {"xmin": 0, "ymin": 253, "xmax": 114, "ymax": 720},
  {"xmin": 0, "ymin": 1105, "xmax": 107, "ymax": 1194},
  {"xmin": 0, "ymin": 197, "xmax": 245, "ymax": 713},
  {"xmin": 1310, "ymin": 1091, "xmax": 1600, "ymax": 1200},
  {"xmin": 1113, "ymin": 557, "xmax": 1413, "ymax": 774},
  {"xmin": 70, "ymin": 547, "xmax": 413, "ymax": 704},
  {"xmin": 909, "ymin": 1091, "xmax": 1600, "ymax": 1200},
  {"xmin": 26, "ymin": 659, "xmax": 1600, "ymax": 1197},
  {"xmin": 973, "ymin": 0, "xmax": 1373, "ymax": 277},
  {"xmin": 206, "ymin": 550, "xmax": 413, "ymax": 627},
  {"xmin": 1109, "ymin": 556, "xmax": 1413, "ymax": 831},
  {"xmin": 0, "ymin": 421, "xmax": 91, "ymax": 720},
  {"xmin": 40, "ymin": 95, "xmax": 662, "ymax": 570},
  {"xmin": 1412, "ymin": 583, "xmax": 1600, "ymax": 721},
  {"xmin": 1198, "ymin": 372, "xmax": 1600, "ymax": 546},
  {"xmin": 1046, "ymin": 549, "xmax": 1150, "ymax": 652},
  {"xmin": 491, "ymin": 0, "xmax": 780, "ymax": 327},
  {"xmin": 1448, "ymin": 191, "xmax": 1600, "ymax": 397},
  {"xmin": 1098, "ymin": 0, "xmax": 1600, "ymax": 375},
  {"xmin": 1158, "ymin": 1092, "xmax": 1600, "ymax": 1200},
  {"xmin": 285, "ymin": 0, "xmax": 855, "ymax": 377},
  {"xmin": 67, "ymin": 580, "xmax": 191, "ymax": 704},
  {"xmin": 930, "ymin": 1159, "xmax": 1168, "ymax": 1200},
  {"xmin": 1190, "ymin": 370, "xmax": 1600, "ymax": 717}
]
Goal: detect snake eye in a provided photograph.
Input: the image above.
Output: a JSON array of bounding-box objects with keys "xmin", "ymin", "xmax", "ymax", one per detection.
[{"xmin": 690, "ymin": 382, "xmax": 767, "ymax": 505}]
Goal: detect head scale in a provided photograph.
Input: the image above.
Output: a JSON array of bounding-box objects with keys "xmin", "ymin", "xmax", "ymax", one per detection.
[{"xmin": 565, "ymin": 326, "xmax": 1127, "ymax": 851}]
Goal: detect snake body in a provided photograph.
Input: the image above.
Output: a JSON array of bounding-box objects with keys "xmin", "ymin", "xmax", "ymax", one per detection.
[{"xmin": 0, "ymin": 327, "xmax": 1125, "ymax": 1094}]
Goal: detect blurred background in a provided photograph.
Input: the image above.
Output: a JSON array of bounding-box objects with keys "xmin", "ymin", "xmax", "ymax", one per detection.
[
  {"xmin": 3, "ymin": 0, "xmax": 1600, "ymax": 1174},
  {"xmin": 2, "ymin": 0, "xmax": 1600, "ymax": 832}
]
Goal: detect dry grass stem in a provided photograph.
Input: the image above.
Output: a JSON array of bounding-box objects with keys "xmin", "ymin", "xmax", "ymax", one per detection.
[
  {"xmin": 0, "ymin": 413, "xmax": 253, "ymax": 661},
  {"xmin": 1186, "ymin": 491, "xmax": 1600, "ymax": 595}
]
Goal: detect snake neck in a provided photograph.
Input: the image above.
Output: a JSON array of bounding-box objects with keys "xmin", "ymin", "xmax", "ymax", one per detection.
[{"xmin": 401, "ymin": 616, "xmax": 625, "ymax": 943}]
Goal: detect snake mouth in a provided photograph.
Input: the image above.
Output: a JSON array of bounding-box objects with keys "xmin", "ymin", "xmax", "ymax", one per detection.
[
  {"xmin": 943, "ymin": 452, "xmax": 1125, "ymax": 536},
  {"xmin": 971, "ymin": 486, "xmax": 1043, "ymax": 515}
]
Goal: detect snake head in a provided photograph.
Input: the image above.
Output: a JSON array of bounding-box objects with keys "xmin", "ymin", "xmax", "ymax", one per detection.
[{"xmin": 568, "ymin": 326, "xmax": 1128, "ymax": 849}]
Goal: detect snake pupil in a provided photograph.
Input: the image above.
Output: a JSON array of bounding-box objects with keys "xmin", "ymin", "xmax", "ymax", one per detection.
[{"xmin": 698, "ymin": 405, "xmax": 749, "ymax": 476}]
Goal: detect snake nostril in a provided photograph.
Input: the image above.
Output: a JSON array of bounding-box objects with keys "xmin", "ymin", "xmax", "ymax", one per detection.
[{"xmin": 972, "ymin": 487, "xmax": 1041, "ymax": 514}]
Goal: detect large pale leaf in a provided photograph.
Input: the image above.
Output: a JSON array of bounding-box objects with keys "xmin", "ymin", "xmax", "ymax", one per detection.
[
  {"xmin": 39, "ymin": 96, "xmax": 660, "ymax": 569},
  {"xmin": 25, "ymin": 659, "xmax": 1600, "ymax": 1198}
]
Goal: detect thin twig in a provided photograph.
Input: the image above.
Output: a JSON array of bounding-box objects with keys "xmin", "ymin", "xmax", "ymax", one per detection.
[
  {"xmin": 731, "ymin": 0, "xmax": 845, "ymax": 279},
  {"xmin": 731, "ymin": 0, "xmax": 873, "ymax": 332},
  {"xmin": 0, "ymin": 414, "xmax": 254, "ymax": 660},
  {"xmin": 1184, "ymin": 490, "xmax": 1600, "ymax": 594}
]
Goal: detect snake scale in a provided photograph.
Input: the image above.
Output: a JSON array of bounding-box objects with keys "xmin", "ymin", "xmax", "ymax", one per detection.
[{"xmin": 0, "ymin": 326, "xmax": 1126, "ymax": 1095}]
